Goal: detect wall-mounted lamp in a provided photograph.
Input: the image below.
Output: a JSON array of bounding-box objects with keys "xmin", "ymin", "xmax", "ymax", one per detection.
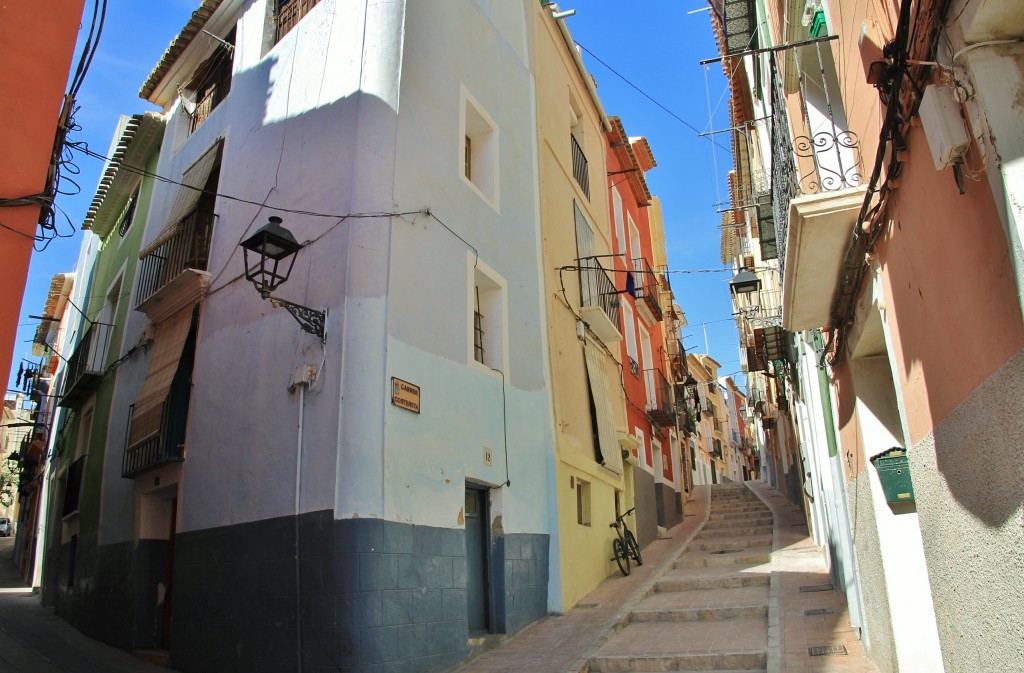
[{"xmin": 240, "ymin": 216, "xmax": 327, "ymax": 341}]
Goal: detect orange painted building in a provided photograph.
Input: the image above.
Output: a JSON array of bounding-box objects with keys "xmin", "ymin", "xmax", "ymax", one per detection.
[
  {"xmin": 0, "ymin": 0, "xmax": 86, "ymax": 389},
  {"xmin": 604, "ymin": 116, "xmax": 684, "ymax": 546}
]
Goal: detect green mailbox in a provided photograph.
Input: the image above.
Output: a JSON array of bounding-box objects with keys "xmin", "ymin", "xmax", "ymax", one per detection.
[{"xmin": 870, "ymin": 448, "xmax": 916, "ymax": 514}]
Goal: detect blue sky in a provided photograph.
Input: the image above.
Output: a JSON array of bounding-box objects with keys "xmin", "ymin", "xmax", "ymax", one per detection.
[{"xmin": 11, "ymin": 0, "xmax": 741, "ymax": 392}]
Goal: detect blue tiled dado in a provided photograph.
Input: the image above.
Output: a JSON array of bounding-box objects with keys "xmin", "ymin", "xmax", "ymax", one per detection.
[{"xmin": 169, "ymin": 512, "xmax": 549, "ymax": 673}]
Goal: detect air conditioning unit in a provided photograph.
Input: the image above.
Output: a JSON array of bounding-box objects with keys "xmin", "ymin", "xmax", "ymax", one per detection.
[{"xmin": 919, "ymin": 84, "xmax": 970, "ymax": 171}]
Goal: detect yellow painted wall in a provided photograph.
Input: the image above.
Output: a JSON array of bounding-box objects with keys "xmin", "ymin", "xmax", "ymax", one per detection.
[{"xmin": 529, "ymin": 3, "xmax": 630, "ymax": 610}]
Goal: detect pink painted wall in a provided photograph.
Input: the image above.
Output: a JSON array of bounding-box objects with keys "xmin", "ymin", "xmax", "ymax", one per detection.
[{"xmin": 0, "ymin": 0, "xmax": 86, "ymax": 389}]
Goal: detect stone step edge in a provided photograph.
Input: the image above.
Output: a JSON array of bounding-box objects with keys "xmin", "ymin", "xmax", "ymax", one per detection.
[
  {"xmin": 589, "ymin": 650, "xmax": 768, "ymax": 672},
  {"xmin": 628, "ymin": 604, "xmax": 768, "ymax": 622}
]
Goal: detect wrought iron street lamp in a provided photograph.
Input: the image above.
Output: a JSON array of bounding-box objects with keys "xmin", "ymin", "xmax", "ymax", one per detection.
[{"xmin": 241, "ymin": 216, "xmax": 327, "ymax": 340}]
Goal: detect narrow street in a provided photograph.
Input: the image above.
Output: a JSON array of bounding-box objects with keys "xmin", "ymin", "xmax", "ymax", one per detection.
[
  {"xmin": 0, "ymin": 483, "xmax": 877, "ymax": 673},
  {"xmin": 455, "ymin": 482, "xmax": 880, "ymax": 673},
  {"xmin": 0, "ymin": 536, "xmax": 167, "ymax": 673}
]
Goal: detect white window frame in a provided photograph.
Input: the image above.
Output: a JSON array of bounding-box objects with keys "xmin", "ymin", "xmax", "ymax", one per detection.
[
  {"xmin": 612, "ymin": 186, "xmax": 625, "ymax": 253},
  {"xmin": 459, "ymin": 85, "xmax": 499, "ymax": 210},
  {"xmin": 622, "ymin": 302, "xmax": 638, "ymax": 369},
  {"xmin": 467, "ymin": 253, "xmax": 509, "ymax": 375},
  {"xmin": 635, "ymin": 426, "xmax": 650, "ymax": 469}
]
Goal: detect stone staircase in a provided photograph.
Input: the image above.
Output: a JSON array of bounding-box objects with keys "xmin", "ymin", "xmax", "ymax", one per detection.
[{"xmin": 589, "ymin": 484, "xmax": 772, "ymax": 672}]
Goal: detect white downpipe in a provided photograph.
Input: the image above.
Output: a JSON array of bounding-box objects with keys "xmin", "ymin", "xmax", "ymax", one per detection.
[{"xmin": 295, "ymin": 383, "xmax": 306, "ymax": 672}]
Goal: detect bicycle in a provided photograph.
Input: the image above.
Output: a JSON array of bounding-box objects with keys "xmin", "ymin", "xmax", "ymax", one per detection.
[{"xmin": 609, "ymin": 507, "xmax": 643, "ymax": 576}]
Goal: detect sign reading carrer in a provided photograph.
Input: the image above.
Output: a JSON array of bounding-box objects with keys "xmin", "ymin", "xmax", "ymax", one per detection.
[{"xmin": 391, "ymin": 377, "xmax": 421, "ymax": 414}]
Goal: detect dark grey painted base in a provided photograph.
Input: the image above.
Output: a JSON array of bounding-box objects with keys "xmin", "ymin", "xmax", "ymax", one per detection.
[
  {"xmin": 632, "ymin": 469, "xmax": 659, "ymax": 548},
  {"xmin": 169, "ymin": 512, "xmax": 548, "ymax": 673},
  {"xmin": 654, "ymin": 482, "xmax": 682, "ymax": 530},
  {"xmin": 53, "ymin": 532, "xmax": 169, "ymax": 651}
]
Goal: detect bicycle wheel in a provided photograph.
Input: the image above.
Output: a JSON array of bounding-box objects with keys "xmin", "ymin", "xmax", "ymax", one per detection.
[
  {"xmin": 625, "ymin": 529, "xmax": 643, "ymax": 566},
  {"xmin": 612, "ymin": 538, "xmax": 631, "ymax": 576}
]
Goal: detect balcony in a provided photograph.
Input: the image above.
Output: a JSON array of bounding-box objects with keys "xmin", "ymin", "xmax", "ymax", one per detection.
[
  {"xmin": 765, "ymin": 48, "xmax": 868, "ymax": 332},
  {"xmin": 665, "ymin": 338, "xmax": 686, "ymax": 380},
  {"xmin": 275, "ymin": 0, "xmax": 321, "ymax": 43},
  {"xmin": 632, "ymin": 258, "xmax": 663, "ymax": 323},
  {"xmin": 59, "ymin": 322, "xmax": 113, "ymax": 407},
  {"xmin": 578, "ymin": 256, "xmax": 622, "ymax": 344},
  {"xmin": 122, "ymin": 386, "xmax": 189, "ymax": 478},
  {"xmin": 571, "ymin": 134, "xmax": 590, "ymax": 199},
  {"xmin": 643, "ymin": 368, "xmax": 676, "ymax": 427},
  {"xmin": 135, "ymin": 209, "xmax": 213, "ymax": 323}
]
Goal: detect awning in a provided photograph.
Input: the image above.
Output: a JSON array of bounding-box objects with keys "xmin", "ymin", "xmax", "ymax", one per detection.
[
  {"xmin": 584, "ymin": 337, "xmax": 623, "ymax": 476},
  {"xmin": 128, "ymin": 310, "xmax": 194, "ymax": 448},
  {"xmin": 139, "ymin": 138, "xmax": 222, "ymax": 259}
]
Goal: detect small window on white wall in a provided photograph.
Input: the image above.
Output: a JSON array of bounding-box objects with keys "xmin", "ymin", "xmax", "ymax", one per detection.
[
  {"xmin": 460, "ymin": 86, "xmax": 499, "ymax": 209},
  {"xmin": 469, "ymin": 255, "xmax": 508, "ymax": 373}
]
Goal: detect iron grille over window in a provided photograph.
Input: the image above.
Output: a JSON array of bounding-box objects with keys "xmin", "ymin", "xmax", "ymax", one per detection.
[
  {"xmin": 186, "ymin": 29, "xmax": 234, "ymax": 134},
  {"xmin": 275, "ymin": 0, "xmax": 321, "ymax": 43},
  {"xmin": 473, "ymin": 287, "xmax": 485, "ymax": 365},
  {"xmin": 117, "ymin": 189, "xmax": 139, "ymax": 238},
  {"xmin": 571, "ymin": 134, "xmax": 590, "ymax": 198}
]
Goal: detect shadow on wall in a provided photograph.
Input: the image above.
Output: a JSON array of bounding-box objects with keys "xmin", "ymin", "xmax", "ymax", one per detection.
[{"xmin": 929, "ymin": 350, "xmax": 1024, "ymax": 528}]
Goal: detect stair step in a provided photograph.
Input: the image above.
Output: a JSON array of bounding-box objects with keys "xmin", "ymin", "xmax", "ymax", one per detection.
[
  {"xmin": 696, "ymin": 526, "xmax": 773, "ymax": 539},
  {"xmin": 703, "ymin": 518, "xmax": 773, "ymax": 530},
  {"xmin": 656, "ymin": 574, "xmax": 770, "ymax": 592},
  {"xmin": 630, "ymin": 604, "xmax": 768, "ymax": 623},
  {"xmin": 590, "ymin": 651, "xmax": 768, "ymax": 672},
  {"xmin": 692, "ymin": 536, "xmax": 772, "ymax": 552},
  {"xmin": 674, "ymin": 550, "xmax": 770, "ymax": 569}
]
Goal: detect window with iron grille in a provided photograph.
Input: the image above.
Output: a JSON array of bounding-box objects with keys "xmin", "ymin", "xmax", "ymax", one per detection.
[
  {"xmin": 473, "ymin": 286, "xmax": 485, "ymax": 365},
  {"xmin": 185, "ymin": 28, "xmax": 235, "ymax": 135},
  {"xmin": 470, "ymin": 260, "xmax": 506, "ymax": 372},
  {"xmin": 117, "ymin": 187, "xmax": 139, "ymax": 238},
  {"xmin": 274, "ymin": 0, "xmax": 321, "ymax": 43}
]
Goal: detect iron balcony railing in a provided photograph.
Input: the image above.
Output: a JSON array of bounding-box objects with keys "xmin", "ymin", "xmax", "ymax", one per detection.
[
  {"xmin": 59, "ymin": 321, "xmax": 114, "ymax": 407},
  {"xmin": 643, "ymin": 368, "xmax": 676, "ymax": 428},
  {"xmin": 189, "ymin": 46, "xmax": 233, "ymax": 135},
  {"xmin": 665, "ymin": 338, "xmax": 686, "ymax": 379},
  {"xmin": 136, "ymin": 209, "xmax": 215, "ymax": 308},
  {"xmin": 767, "ymin": 46, "xmax": 862, "ymax": 275},
  {"xmin": 712, "ymin": 438, "xmax": 723, "ymax": 458},
  {"xmin": 122, "ymin": 383, "xmax": 190, "ymax": 478},
  {"xmin": 275, "ymin": 0, "xmax": 321, "ymax": 43},
  {"xmin": 578, "ymin": 256, "xmax": 622, "ymax": 335},
  {"xmin": 631, "ymin": 257, "xmax": 663, "ymax": 321},
  {"xmin": 571, "ymin": 134, "xmax": 590, "ymax": 199}
]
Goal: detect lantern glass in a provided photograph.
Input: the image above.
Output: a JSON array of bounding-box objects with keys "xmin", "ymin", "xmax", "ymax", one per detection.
[{"xmin": 240, "ymin": 217, "xmax": 301, "ymax": 297}]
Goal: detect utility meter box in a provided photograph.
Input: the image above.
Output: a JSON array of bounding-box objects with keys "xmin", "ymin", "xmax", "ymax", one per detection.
[{"xmin": 870, "ymin": 448, "xmax": 916, "ymax": 514}]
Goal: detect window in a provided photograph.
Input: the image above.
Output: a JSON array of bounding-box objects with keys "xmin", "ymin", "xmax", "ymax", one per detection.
[
  {"xmin": 469, "ymin": 258, "xmax": 507, "ymax": 372},
  {"xmin": 460, "ymin": 87, "xmax": 499, "ymax": 208},
  {"xmin": 635, "ymin": 426, "xmax": 649, "ymax": 468},
  {"xmin": 612, "ymin": 187, "xmax": 625, "ymax": 251},
  {"xmin": 622, "ymin": 302, "xmax": 638, "ymax": 375},
  {"xmin": 117, "ymin": 186, "xmax": 140, "ymax": 238},
  {"xmin": 629, "ymin": 216, "xmax": 642, "ymax": 285},
  {"xmin": 575, "ymin": 478, "xmax": 591, "ymax": 526},
  {"xmin": 569, "ymin": 96, "xmax": 589, "ymax": 198},
  {"xmin": 183, "ymin": 29, "xmax": 235, "ymax": 135},
  {"xmin": 274, "ymin": 0, "xmax": 320, "ymax": 43}
]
